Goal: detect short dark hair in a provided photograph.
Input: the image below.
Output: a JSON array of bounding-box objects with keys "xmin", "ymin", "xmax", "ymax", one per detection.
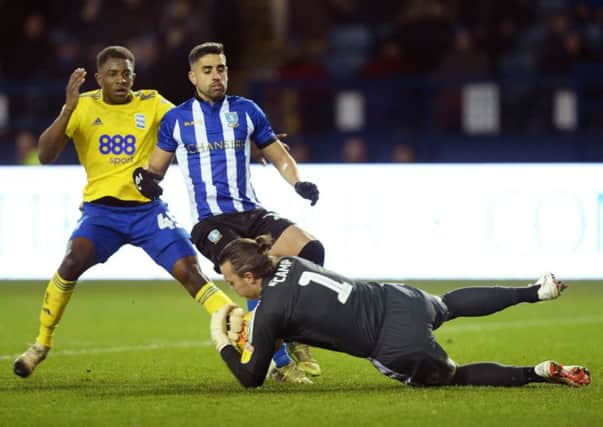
[
  {"xmin": 96, "ymin": 46, "xmax": 135, "ymax": 70},
  {"xmin": 218, "ymin": 235, "xmax": 276, "ymax": 278},
  {"xmin": 188, "ymin": 42, "xmax": 224, "ymax": 66}
]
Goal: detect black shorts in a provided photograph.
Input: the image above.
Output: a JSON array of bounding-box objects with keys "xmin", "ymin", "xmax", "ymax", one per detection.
[
  {"xmin": 191, "ymin": 208, "xmax": 294, "ymax": 268},
  {"xmin": 369, "ymin": 284, "xmax": 455, "ymax": 386}
]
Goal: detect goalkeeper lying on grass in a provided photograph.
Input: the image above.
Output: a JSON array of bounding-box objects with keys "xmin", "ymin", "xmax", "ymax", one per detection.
[{"xmin": 210, "ymin": 235, "xmax": 591, "ymax": 389}]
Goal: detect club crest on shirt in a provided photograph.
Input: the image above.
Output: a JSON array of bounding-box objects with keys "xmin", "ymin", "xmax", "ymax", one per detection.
[
  {"xmin": 224, "ymin": 112, "xmax": 239, "ymax": 128},
  {"xmin": 135, "ymin": 113, "xmax": 146, "ymax": 129},
  {"xmin": 207, "ymin": 229, "xmax": 222, "ymax": 244}
]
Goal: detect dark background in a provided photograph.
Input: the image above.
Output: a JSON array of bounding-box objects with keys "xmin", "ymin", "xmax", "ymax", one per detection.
[{"xmin": 2, "ymin": 0, "xmax": 603, "ymax": 164}]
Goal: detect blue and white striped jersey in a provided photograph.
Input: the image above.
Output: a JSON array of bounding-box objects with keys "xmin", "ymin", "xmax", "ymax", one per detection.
[{"xmin": 158, "ymin": 95, "xmax": 277, "ymax": 222}]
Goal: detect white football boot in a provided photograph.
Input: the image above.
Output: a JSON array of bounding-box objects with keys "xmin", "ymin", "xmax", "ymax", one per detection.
[
  {"xmin": 535, "ymin": 360, "xmax": 591, "ymax": 387},
  {"xmin": 534, "ymin": 272, "xmax": 567, "ymax": 301}
]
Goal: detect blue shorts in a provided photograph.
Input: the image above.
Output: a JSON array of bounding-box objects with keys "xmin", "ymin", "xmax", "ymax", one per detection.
[{"xmin": 70, "ymin": 200, "xmax": 196, "ymax": 273}]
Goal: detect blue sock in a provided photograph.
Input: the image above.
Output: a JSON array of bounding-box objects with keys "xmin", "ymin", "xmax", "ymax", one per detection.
[
  {"xmin": 247, "ymin": 298, "xmax": 291, "ymax": 368},
  {"xmin": 272, "ymin": 342, "xmax": 292, "ymax": 368}
]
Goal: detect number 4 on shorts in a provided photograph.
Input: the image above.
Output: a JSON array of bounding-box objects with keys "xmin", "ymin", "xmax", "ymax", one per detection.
[{"xmin": 157, "ymin": 213, "xmax": 176, "ymax": 229}]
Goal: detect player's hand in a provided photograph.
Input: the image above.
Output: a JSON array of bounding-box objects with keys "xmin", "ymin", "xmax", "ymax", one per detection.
[
  {"xmin": 64, "ymin": 68, "xmax": 86, "ymax": 113},
  {"xmin": 226, "ymin": 306, "xmax": 245, "ymax": 343},
  {"xmin": 210, "ymin": 303, "xmax": 242, "ymax": 351},
  {"xmin": 295, "ymin": 181, "xmax": 319, "ymax": 206},
  {"xmin": 133, "ymin": 167, "xmax": 163, "ymax": 200}
]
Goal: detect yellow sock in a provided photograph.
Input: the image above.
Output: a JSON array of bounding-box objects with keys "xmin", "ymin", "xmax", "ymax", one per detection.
[
  {"xmin": 36, "ymin": 272, "xmax": 76, "ymax": 348},
  {"xmin": 195, "ymin": 282, "xmax": 233, "ymax": 315}
]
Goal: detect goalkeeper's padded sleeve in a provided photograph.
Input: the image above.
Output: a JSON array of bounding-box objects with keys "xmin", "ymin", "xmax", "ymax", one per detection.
[{"xmin": 220, "ymin": 346, "xmax": 265, "ymax": 388}]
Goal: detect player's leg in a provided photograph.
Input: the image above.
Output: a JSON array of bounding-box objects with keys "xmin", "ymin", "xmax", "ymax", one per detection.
[
  {"xmin": 36, "ymin": 237, "xmax": 96, "ymax": 346},
  {"xmin": 13, "ymin": 238, "xmax": 95, "ymax": 378},
  {"xmin": 139, "ymin": 202, "xmax": 234, "ymax": 315},
  {"xmin": 270, "ymin": 225, "xmax": 325, "ymax": 266},
  {"xmin": 441, "ymin": 273, "xmax": 566, "ymax": 320},
  {"xmin": 379, "ymin": 355, "xmax": 591, "ymax": 387},
  {"xmin": 14, "ymin": 205, "xmax": 123, "ymax": 378},
  {"xmin": 423, "ymin": 281, "xmax": 587, "ymax": 387},
  {"xmin": 372, "ymin": 340, "xmax": 589, "ymax": 388},
  {"xmin": 168, "ymin": 251, "xmax": 235, "ymax": 315},
  {"xmin": 451, "ymin": 362, "xmax": 543, "ymax": 386},
  {"xmin": 451, "ymin": 361, "xmax": 590, "ymax": 387}
]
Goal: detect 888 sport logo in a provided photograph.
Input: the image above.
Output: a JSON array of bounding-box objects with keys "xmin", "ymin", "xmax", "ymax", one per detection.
[{"xmin": 99, "ymin": 134, "xmax": 137, "ymax": 155}]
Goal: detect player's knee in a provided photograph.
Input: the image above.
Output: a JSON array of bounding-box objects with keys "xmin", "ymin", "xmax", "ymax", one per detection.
[
  {"xmin": 171, "ymin": 256, "xmax": 207, "ymax": 294},
  {"xmin": 408, "ymin": 354, "xmax": 456, "ymax": 387},
  {"xmin": 298, "ymin": 240, "xmax": 325, "ymax": 266},
  {"xmin": 440, "ymin": 292, "xmax": 457, "ymax": 320},
  {"xmin": 59, "ymin": 252, "xmax": 92, "ymax": 280}
]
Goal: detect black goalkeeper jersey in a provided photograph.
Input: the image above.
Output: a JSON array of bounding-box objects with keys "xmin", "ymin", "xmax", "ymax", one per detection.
[{"xmin": 220, "ymin": 256, "xmax": 389, "ymax": 387}]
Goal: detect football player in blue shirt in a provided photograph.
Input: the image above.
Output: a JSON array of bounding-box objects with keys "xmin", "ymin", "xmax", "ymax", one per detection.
[{"xmin": 133, "ymin": 42, "xmax": 323, "ymax": 383}]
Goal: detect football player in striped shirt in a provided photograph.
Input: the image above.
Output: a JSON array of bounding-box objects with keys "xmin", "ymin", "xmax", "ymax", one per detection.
[
  {"xmin": 13, "ymin": 46, "xmax": 234, "ymax": 378},
  {"xmin": 133, "ymin": 42, "xmax": 323, "ymax": 383}
]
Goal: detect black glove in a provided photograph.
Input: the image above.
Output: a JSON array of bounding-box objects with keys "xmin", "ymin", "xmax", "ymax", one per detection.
[
  {"xmin": 133, "ymin": 167, "xmax": 163, "ymax": 200},
  {"xmin": 294, "ymin": 181, "xmax": 319, "ymax": 206}
]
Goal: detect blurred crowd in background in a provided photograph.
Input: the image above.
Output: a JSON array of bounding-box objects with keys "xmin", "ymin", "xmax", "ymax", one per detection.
[{"xmin": 2, "ymin": 0, "xmax": 603, "ymax": 164}]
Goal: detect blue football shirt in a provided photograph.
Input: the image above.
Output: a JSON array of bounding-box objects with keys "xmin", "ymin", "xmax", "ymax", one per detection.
[{"xmin": 158, "ymin": 95, "xmax": 277, "ymax": 222}]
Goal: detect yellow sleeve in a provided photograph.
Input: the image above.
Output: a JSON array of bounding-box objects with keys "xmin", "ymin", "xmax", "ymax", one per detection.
[
  {"xmin": 65, "ymin": 104, "xmax": 81, "ymax": 139},
  {"xmin": 156, "ymin": 93, "xmax": 175, "ymax": 121}
]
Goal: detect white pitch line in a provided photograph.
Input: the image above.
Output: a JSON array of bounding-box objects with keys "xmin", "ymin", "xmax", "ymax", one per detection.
[
  {"xmin": 2, "ymin": 316, "xmax": 602, "ymax": 361},
  {"xmin": 0, "ymin": 340, "xmax": 213, "ymax": 361}
]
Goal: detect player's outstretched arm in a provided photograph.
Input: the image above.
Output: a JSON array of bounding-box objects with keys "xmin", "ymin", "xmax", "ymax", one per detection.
[
  {"xmin": 38, "ymin": 68, "xmax": 86, "ymax": 164},
  {"xmin": 252, "ymin": 133, "xmax": 288, "ymax": 165},
  {"xmin": 211, "ymin": 306, "xmax": 273, "ymax": 388},
  {"xmin": 262, "ymin": 140, "xmax": 319, "ymax": 206}
]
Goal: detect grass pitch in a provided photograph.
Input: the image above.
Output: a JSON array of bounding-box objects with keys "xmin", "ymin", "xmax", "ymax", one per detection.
[{"xmin": 0, "ymin": 280, "xmax": 601, "ymax": 427}]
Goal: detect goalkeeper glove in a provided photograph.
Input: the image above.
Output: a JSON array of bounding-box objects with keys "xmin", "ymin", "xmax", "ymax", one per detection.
[
  {"xmin": 210, "ymin": 303, "xmax": 244, "ymax": 352},
  {"xmin": 294, "ymin": 181, "xmax": 319, "ymax": 206},
  {"xmin": 133, "ymin": 167, "xmax": 163, "ymax": 200},
  {"xmin": 226, "ymin": 307, "xmax": 245, "ymax": 344}
]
